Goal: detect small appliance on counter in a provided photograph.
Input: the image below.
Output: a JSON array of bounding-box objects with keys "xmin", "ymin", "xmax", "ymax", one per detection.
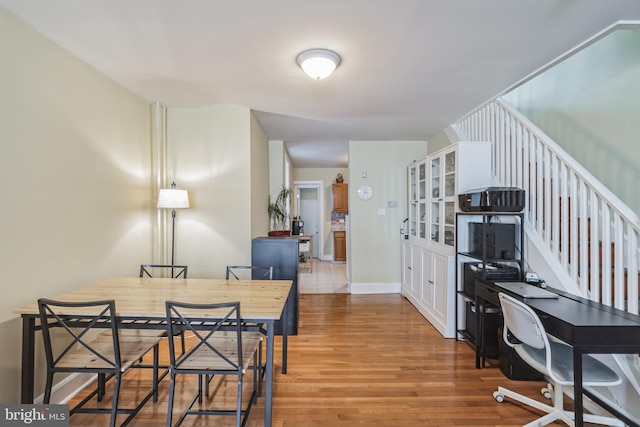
[
  {"xmin": 458, "ymin": 187, "xmax": 525, "ymax": 212},
  {"xmin": 292, "ymin": 217, "xmax": 304, "ymax": 235}
]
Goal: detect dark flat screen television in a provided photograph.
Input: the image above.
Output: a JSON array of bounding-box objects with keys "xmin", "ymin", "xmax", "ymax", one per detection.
[{"xmin": 469, "ymin": 222, "xmax": 515, "ymax": 259}]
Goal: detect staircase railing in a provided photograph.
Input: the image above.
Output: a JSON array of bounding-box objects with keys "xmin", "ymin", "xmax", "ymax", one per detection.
[{"xmin": 454, "ymin": 98, "xmax": 640, "ymax": 315}]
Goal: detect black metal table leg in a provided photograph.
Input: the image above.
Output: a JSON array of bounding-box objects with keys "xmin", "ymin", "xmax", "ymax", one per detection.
[{"xmin": 21, "ymin": 316, "xmax": 36, "ymax": 404}]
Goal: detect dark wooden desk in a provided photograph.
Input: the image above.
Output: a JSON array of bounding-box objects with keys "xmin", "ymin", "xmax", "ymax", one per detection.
[{"xmin": 475, "ymin": 280, "xmax": 640, "ymax": 427}]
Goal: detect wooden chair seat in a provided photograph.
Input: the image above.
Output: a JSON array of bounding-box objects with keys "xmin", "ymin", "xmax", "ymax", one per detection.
[
  {"xmin": 55, "ymin": 331, "xmax": 162, "ymax": 371},
  {"xmin": 176, "ymin": 332, "xmax": 262, "ymax": 372}
]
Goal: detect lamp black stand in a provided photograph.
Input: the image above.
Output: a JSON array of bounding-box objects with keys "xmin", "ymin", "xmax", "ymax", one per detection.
[
  {"xmin": 170, "ymin": 208, "xmax": 177, "ymax": 277},
  {"xmin": 157, "ymin": 181, "xmax": 189, "ymax": 278}
]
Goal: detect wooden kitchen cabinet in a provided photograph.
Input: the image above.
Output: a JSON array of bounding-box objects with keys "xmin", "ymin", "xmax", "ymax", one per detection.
[
  {"xmin": 334, "ymin": 231, "xmax": 346, "ymax": 261},
  {"xmin": 332, "ymin": 184, "xmax": 348, "ymax": 212}
]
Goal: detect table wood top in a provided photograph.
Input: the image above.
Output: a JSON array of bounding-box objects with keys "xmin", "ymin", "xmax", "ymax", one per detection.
[{"xmin": 15, "ymin": 276, "xmax": 292, "ymax": 320}]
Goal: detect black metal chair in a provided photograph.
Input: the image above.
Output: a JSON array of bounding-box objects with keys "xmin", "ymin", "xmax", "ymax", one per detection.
[
  {"xmin": 225, "ymin": 265, "xmax": 273, "ymax": 280},
  {"xmin": 140, "ymin": 264, "xmax": 188, "ymax": 279},
  {"xmin": 225, "ymin": 265, "xmax": 273, "ymax": 395},
  {"xmin": 165, "ymin": 300, "xmax": 262, "ymax": 427},
  {"xmin": 38, "ymin": 298, "xmax": 162, "ymax": 427},
  {"xmin": 140, "ymin": 264, "xmax": 188, "ymax": 354}
]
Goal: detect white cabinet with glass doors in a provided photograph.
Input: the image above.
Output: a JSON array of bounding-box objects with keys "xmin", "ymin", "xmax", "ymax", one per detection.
[
  {"xmin": 408, "ymin": 141, "xmax": 492, "ymax": 252},
  {"xmin": 404, "ymin": 140, "xmax": 493, "ymax": 339}
]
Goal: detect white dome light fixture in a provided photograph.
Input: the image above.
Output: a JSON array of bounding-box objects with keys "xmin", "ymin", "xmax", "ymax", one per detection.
[{"xmin": 296, "ymin": 48, "xmax": 341, "ymax": 80}]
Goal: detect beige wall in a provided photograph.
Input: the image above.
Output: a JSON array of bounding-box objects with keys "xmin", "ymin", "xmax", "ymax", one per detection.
[
  {"xmin": 267, "ymin": 140, "xmax": 296, "ymax": 231},
  {"xmin": 167, "ymin": 106, "xmax": 265, "ymax": 277},
  {"xmin": 250, "ymin": 113, "xmax": 270, "ymax": 238},
  {"xmin": 427, "ymin": 131, "xmax": 452, "ymax": 154},
  {"xmin": 268, "ymin": 140, "xmax": 285, "ymax": 201},
  {"xmin": 0, "ymin": 9, "xmax": 152, "ymax": 402},
  {"xmin": 348, "ymin": 141, "xmax": 427, "ymax": 292},
  {"xmin": 293, "ymin": 167, "xmax": 347, "ymax": 258}
]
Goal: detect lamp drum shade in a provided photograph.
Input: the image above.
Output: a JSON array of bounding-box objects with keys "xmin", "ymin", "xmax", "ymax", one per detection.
[{"xmin": 157, "ymin": 188, "xmax": 189, "ymax": 209}]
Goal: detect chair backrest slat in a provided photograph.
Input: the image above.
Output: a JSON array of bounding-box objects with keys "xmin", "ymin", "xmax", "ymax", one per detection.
[
  {"xmin": 165, "ymin": 300, "xmax": 243, "ymax": 372},
  {"xmin": 38, "ymin": 298, "xmax": 121, "ymax": 370},
  {"xmin": 140, "ymin": 264, "xmax": 188, "ymax": 279},
  {"xmin": 226, "ymin": 265, "xmax": 273, "ymax": 280}
]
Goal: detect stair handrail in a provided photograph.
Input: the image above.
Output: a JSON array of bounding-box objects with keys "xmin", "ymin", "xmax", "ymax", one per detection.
[
  {"xmin": 495, "ymin": 98, "xmax": 640, "ymax": 230},
  {"xmin": 454, "ymin": 98, "xmax": 639, "ymax": 315}
]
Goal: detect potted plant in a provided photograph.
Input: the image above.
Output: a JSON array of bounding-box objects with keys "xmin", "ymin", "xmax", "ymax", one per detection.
[
  {"xmin": 336, "ymin": 172, "xmax": 344, "ymax": 183},
  {"xmin": 268, "ymin": 186, "xmax": 293, "ymax": 236}
]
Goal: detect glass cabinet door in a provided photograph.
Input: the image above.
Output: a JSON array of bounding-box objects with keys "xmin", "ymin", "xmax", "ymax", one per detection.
[
  {"xmin": 408, "ymin": 160, "xmax": 427, "ymax": 242},
  {"xmin": 418, "ymin": 163, "xmax": 426, "ymax": 239},
  {"xmin": 444, "ymin": 151, "xmax": 456, "ymax": 197},
  {"xmin": 430, "ymin": 149, "xmax": 457, "ymax": 248},
  {"xmin": 430, "ymin": 156, "xmax": 441, "ymax": 244},
  {"xmin": 443, "ymin": 150, "xmax": 456, "ymax": 247},
  {"xmin": 409, "ymin": 165, "xmax": 417, "ymax": 237},
  {"xmin": 444, "ymin": 201, "xmax": 455, "ymax": 246}
]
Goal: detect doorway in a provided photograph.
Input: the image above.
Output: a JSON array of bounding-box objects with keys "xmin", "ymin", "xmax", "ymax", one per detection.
[{"xmin": 294, "ymin": 181, "xmax": 323, "ymax": 259}]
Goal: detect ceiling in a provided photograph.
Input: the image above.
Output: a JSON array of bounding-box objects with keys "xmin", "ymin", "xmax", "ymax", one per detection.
[{"xmin": 2, "ymin": 1, "xmax": 639, "ymax": 168}]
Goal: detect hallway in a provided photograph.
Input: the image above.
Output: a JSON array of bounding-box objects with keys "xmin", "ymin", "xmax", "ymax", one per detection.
[{"xmin": 298, "ymin": 259, "xmax": 348, "ymax": 294}]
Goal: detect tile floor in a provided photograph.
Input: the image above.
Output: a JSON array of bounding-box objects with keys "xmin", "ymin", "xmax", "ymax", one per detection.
[{"xmin": 298, "ymin": 259, "xmax": 349, "ymax": 293}]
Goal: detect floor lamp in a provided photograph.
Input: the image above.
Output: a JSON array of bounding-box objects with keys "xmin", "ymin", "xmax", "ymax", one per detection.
[{"xmin": 157, "ymin": 182, "xmax": 190, "ymax": 273}]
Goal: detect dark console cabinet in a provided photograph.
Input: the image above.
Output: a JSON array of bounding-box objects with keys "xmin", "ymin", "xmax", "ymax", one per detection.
[{"xmin": 251, "ymin": 236, "xmax": 299, "ymax": 335}]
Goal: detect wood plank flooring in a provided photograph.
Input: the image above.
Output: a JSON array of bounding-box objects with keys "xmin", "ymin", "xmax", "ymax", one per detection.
[{"xmin": 67, "ymin": 294, "xmax": 580, "ymax": 426}]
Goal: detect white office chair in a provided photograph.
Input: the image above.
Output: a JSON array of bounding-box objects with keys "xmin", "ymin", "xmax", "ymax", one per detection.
[{"xmin": 494, "ymin": 292, "xmax": 624, "ymax": 427}]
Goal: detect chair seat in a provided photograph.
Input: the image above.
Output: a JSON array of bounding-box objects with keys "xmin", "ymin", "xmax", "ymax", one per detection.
[
  {"xmin": 516, "ymin": 342, "xmax": 621, "ymax": 386},
  {"xmin": 55, "ymin": 331, "xmax": 162, "ymax": 371},
  {"xmin": 177, "ymin": 332, "xmax": 262, "ymax": 372}
]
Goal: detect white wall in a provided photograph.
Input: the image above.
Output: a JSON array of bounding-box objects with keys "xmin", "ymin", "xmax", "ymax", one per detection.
[
  {"xmin": 348, "ymin": 141, "xmax": 427, "ymax": 293},
  {"xmin": 0, "ymin": 8, "xmax": 152, "ymax": 402},
  {"xmin": 167, "ymin": 106, "xmax": 266, "ymax": 277}
]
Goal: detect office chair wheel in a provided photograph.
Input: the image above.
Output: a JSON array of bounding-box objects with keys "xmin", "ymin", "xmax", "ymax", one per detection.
[
  {"xmin": 493, "ymin": 391, "xmax": 505, "ymax": 403},
  {"xmin": 541, "ymin": 387, "xmax": 552, "ymax": 399}
]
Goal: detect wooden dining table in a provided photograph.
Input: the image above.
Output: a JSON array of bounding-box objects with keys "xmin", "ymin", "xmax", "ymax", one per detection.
[{"xmin": 15, "ymin": 276, "xmax": 293, "ymax": 427}]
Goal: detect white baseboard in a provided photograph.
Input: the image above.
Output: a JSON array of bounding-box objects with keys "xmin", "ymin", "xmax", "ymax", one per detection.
[
  {"xmin": 35, "ymin": 373, "xmax": 95, "ymax": 404},
  {"xmin": 349, "ymin": 282, "xmax": 401, "ymax": 294}
]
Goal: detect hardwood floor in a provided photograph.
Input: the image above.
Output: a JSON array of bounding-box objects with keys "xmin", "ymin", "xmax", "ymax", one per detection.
[{"xmin": 68, "ymin": 294, "xmax": 578, "ymax": 426}]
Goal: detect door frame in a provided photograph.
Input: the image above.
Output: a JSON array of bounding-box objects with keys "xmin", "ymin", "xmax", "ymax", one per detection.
[{"xmin": 293, "ymin": 180, "xmax": 324, "ymax": 260}]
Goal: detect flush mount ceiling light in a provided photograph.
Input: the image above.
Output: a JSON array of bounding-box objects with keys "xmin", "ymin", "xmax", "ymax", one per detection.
[{"xmin": 296, "ymin": 48, "xmax": 341, "ymax": 80}]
